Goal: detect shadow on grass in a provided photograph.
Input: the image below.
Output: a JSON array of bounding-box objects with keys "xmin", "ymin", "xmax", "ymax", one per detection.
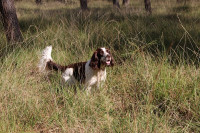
[
  {"xmin": 172, "ymin": 5, "xmax": 192, "ymax": 13},
  {"xmin": 1, "ymin": 5, "xmax": 200, "ymax": 64}
]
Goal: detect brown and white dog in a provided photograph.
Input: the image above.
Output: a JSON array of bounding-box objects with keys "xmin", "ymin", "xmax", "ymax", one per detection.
[{"xmin": 38, "ymin": 46, "xmax": 114, "ymax": 93}]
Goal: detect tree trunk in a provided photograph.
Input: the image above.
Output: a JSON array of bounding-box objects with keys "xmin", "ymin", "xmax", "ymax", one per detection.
[
  {"xmin": 80, "ymin": 0, "xmax": 88, "ymax": 10},
  {"xmin": 144, "ymin": 0, "xmax": 152, "ymax": 14},
  {"xmin": 35, "ymin": 0, "xmax": 42, "ymax": 4},
  {"xmin": 0, "ymin": 0, "xmax": 23, "ymax": 42},
  {"xmin": 122, "ymin": 0, "xmax": 129, "ymax": 6},
  {"xmin": 184, "ymin": 0, "xmax": 187, "ymax": 5},
  {"xmin": 113, "ymin": 0, "xmax": 120, "ymax": 8}
]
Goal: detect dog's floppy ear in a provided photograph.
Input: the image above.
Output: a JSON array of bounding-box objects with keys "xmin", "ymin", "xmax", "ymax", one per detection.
[
  {"xmin": 89, "ymin": 51, "xmax": 100, "ymax": 70},
  {"xmin": 106, "ymin": 48, "xmax": 115, "ymax": 67},
  {"xmin": 110, "ymin": 53, "xmax": 115, "ymax": 67}
]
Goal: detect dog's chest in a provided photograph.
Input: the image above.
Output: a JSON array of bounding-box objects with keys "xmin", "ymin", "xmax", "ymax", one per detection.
[{"xmin": 86, "ymin": 69, "xmax": 106, "ymax": 85}]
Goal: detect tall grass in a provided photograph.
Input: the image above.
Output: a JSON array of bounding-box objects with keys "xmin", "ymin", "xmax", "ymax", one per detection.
[{"xmin": 0, "ymin": 0, "xmax": 200, "ymax": 132}]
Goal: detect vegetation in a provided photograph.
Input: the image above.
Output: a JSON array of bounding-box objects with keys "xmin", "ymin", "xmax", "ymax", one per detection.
[{"xmin": 0, "ymin": 0, "xmax": 200, "ymax": 132}]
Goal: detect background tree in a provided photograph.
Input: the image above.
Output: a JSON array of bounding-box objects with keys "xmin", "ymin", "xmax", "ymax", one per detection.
[
  {"xmin": 0, "ymin": 0, "xmax": 23, "ymax": 42},
  {"xmin": 80, "ymin": 0, "xmax": 88, "ymax": 10},
  {"xmin": 144, "ymin": 0, "xmax": 152, "ymax": 14},
  {"xmin": 122, "ymin": 0, "xmax": 129, "ymax": 6},
  {"xmin": 35, "ymin": 0, "xmax": 42, "ymax": 4},
  {"xmin": 113, "ymin": 0, "xmax": 120, "ymax": 8}
]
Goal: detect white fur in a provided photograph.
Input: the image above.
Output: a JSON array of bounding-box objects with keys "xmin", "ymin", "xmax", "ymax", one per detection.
[
  {"xmin": 101, "ymin": 47, "xmax": 109, "ymax": 57},
  {"xmin": 100, "ymin": 47, "xmax": 111, "ymax": 65},
  {"xmin": 84, "ymin": 59, "xmax": 106, "ymax": 93},
  {"xmin": 38, "ymin": 45, "xmax": 53, "ymax": 72},
  {"xmin": 62, "ymin": 68, "xmax": 75, "ymax": 85}
]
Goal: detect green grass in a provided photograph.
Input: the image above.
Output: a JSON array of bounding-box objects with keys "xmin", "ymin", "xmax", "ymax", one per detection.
[{"xmin": 0, "ymin": 0, "xmax": 200, "ymax": 132}]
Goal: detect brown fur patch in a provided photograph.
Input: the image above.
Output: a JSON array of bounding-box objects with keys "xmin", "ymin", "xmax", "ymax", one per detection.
[
  {"xmin": 47, "ymin": 60, "xmax": 67, "ymax": 72},
  {"xmin": 67, "ymin": 62, "xmax": 86, "ymax": 83},
  {"xmin": 89, "ymin": 48, "xmax": 103, "ymax": 70},
  {"xmin": 47, "ymin": 61, "xmax": 86, "ymax": 83}
]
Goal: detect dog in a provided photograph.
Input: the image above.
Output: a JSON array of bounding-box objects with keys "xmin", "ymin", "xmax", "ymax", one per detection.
[{"xmin": 38, "ymin": 46, "xmax": 114, "ymax": 93}]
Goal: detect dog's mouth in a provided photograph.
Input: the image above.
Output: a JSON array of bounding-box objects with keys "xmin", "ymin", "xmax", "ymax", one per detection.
[{"xmin": 106, "ymin": 59, "xmax": 111, "ymax": 65}]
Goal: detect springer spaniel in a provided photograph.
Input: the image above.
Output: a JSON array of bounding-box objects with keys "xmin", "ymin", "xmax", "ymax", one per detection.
[{"xmin": 38, "ymin": 46, "xmax": 114, "ymax": 93}]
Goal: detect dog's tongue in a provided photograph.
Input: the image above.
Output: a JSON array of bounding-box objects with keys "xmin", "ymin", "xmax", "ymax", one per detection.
[{"xmin": 106, "ymin": 61, "xmax": 110, "ymax": 65}]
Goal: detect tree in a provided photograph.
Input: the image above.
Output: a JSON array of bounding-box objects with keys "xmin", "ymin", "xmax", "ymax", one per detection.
[
  {"xmin": 144, "ymin": 0, "xmax": 152, "ymax": 14},
  {"xmin": 35, "ymin": 0, "xmax": 42, "ymax": 4},
  {"xmin": 80, "ymin": 0, "xmax": 88, "ymax": 10},
  {"xmin": 113, "ymin": 0, "xmax": 120, "ymax": 8},
  {"xmin": 0, "ymin": 0, "xmax": 23, "ymax": 42},
  {"xmin": 122, "ymin": 0, "xmax": 129, "ymax": 6}
]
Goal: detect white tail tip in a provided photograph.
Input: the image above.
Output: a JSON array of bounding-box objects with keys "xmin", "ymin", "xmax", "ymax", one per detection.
[{"xmin": 38, "ymin": 45, "xmax": 53, "ymax": 72}]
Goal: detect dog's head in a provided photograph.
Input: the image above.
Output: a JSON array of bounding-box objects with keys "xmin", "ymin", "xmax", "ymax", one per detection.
[{"xmin": 89, "ymin": 48, "xmax": 114, "ymax": 70}]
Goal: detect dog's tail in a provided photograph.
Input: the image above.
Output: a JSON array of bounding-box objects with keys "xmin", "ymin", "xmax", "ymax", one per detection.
[
  {"xmin": 38, "ymin": 45, "xmax": 53, "ymax": 72},
  {"xmin": 38, "ymin": 46, "xmax": 66, "ymax": 72}
]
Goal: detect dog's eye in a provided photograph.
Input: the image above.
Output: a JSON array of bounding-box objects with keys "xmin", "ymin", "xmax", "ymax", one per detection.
[
  {"xmin": 100, "ymin": 50, "xmax": 104, "ymax": 55},
  {"xmin": 106, "ymin": 49, "xmax": 110, "ymax": 53}
]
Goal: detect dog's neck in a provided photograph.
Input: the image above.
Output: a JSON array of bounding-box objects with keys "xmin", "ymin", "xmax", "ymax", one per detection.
[{"xmin": 88, "ymin": 59, "xmax": 106, "ymax": 73}]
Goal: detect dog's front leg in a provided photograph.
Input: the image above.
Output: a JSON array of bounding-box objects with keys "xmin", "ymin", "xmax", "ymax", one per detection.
[{"xmin": 85, "ymin": 85, "xmax": 92, "ymax": 95}]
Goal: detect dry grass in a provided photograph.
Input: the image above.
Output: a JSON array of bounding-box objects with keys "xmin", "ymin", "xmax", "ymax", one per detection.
[{"xmin": 0, "ymin": 0, "xmax": 200, "ymax": 132}]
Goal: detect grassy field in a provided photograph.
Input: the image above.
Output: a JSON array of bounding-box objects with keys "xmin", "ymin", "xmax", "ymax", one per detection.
[{"xmin": 0, "ymin": 0, "xmax": 200, "ymax": 132}]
